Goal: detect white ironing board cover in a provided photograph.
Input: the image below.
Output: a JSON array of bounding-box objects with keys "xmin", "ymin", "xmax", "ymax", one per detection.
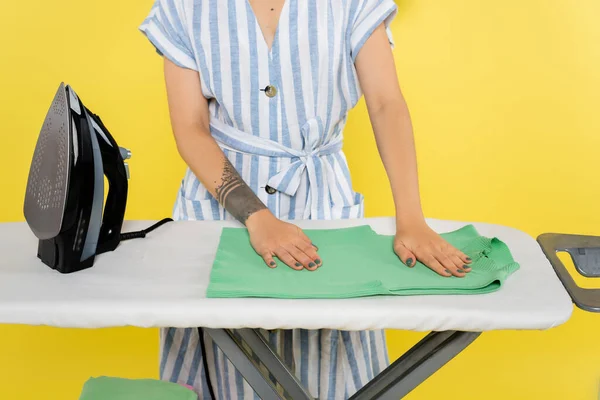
[{"xmin": 0, "ymin": 218, "xmax": 573, "ymax": 332}]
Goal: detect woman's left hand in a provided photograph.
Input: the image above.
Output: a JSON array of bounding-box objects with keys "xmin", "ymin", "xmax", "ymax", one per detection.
[{"xmin": 394, "ymin": 220, "xmax": 472, "ymax": 277}]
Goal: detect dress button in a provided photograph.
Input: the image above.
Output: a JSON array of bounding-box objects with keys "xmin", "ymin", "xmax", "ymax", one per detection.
[
  {"xmin": 265, "ymin": 185, "xmax": 277, "ymax": 194},
  {"xmin": 264, "ymin": 85, "xmax": 277, "ymax": 98}
]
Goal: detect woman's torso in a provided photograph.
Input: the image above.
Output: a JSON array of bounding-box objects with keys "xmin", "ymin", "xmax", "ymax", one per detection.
[{"xmin": 173, "ymin": 0, "xmax": 394, "ymax": 221}]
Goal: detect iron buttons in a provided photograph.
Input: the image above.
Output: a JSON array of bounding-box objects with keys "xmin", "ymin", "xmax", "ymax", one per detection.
[
  {"xmin": 265, "ymin": 185, "xmax": 277, "ymax": 194},
  {"xmin": 263, "ymin": 85, "xmax": 277, "ymax": 98}
]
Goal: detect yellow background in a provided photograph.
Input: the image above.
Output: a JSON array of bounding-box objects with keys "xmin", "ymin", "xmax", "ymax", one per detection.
[{"xmin": 1, "ymin": 0, "xmax": 599, "ymax": 398}]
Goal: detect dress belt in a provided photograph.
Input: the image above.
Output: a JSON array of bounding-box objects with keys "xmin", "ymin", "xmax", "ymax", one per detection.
[{"xmin": 209, "ymin": 117, "xmax": 343, "ymax": 219}]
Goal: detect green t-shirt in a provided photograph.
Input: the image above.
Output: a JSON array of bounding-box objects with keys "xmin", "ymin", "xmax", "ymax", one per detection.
[
  {"xmin": 79, "ymin": 377, "xmax": 197, "ymax": 400},
  {"xmin": 207, "ymin": 224, "xmax": 520, "ymax": 299}
]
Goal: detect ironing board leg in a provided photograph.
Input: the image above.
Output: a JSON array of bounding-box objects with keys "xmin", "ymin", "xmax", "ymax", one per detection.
[
  {"xmin": 235, "ymin": 328, "xmax": 314, "ymax": 400},
  {"xmin": 203, "ymin": 328, "xmax": 286, "ymax": 400},
  {"xmin": 349, "ymin": 330, "xmax": 481, "ymax": 400}
]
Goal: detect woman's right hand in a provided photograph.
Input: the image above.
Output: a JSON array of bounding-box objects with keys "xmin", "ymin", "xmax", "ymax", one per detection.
[{"xmin": 246, "ymin": 209, "xmax": 322, "ymax": 271}]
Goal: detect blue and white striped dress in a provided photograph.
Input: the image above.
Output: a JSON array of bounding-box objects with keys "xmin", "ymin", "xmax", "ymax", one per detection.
[{"xmin": 139, "ymin": 0, "xmax": 398, "ymax": 398}]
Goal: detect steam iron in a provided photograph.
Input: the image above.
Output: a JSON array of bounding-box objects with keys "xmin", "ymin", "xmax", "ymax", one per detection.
[{"xmin": 23, "ymin": 82, "xmax": 131, "ymax": 273}]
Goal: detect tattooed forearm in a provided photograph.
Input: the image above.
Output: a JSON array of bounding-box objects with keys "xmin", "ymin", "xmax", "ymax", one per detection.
[{"xmin": 214, "ymin": 157, "xmax": 267, "ymax": 224}]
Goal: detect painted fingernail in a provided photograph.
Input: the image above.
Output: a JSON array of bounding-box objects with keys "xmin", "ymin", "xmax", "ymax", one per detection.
[
  {"xmin": 406, "ymin": 258, "xmax": 413, "ymax": 267},
  {"xmin": 445, "ymin": 269, "xmax": 451, "ymax": 274},
  {"xmin": 457, "ymin": 269, "xmax": 464, "ymax": 273},
  {"xmin": 270, "ymin": 261, "xmax": 276, "ymax": 267},
  {"xmin": 295, "ymin": 262, "xmax": 302, "ymax": 267},
  {"xmin": 463, "ymin": 264, "xmax": 471, "ymax": 270},
  {"xmin": 466, "ymin": 257, "xmax": 472, "ymax": 261},
  {"xmin": 309, "ymin": 262, "xmax": 316, "ymax": 268},
  {"xmin": 315, "ymin": 259, "xmax": 321, "ymax": 265}
]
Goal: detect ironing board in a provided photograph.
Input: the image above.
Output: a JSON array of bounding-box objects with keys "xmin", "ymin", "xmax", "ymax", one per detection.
[{"xmin": 0, "ymin": 218, "xmax": 584, "ymax": 399}]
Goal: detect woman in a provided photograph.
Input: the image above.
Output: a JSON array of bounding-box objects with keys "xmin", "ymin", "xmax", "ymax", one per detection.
[{"xmin": 139, "ymin": 0, "xmax": 472, "ymax": 398}]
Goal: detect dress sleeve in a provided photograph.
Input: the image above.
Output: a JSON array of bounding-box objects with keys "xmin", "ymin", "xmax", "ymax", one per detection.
[
  {"xmin": 138, "ymin": 0, "xmax": 198, "ymax": 71},
  {"xmin": 349, "ymin": 0, "xmax": 398, "ymax": 62}
]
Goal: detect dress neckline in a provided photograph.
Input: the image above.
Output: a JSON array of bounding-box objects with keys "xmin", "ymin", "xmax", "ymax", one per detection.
[{"xmin": 244, "ymin": 0, "xmax": 290, "ymax": 54}]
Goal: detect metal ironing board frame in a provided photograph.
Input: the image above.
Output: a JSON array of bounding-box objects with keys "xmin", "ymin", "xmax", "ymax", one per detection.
[
  {"xmin": 199, "ymin": 232, "xmax": 599, "ymax": 400},
  {"xmin": 203, "ymin": 327, "xmax": 480, "ymax": 400}
]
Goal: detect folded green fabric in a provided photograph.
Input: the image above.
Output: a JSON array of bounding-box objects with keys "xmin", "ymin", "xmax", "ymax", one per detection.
[
  {"xmin": 79, "ymin": 377, "xmax": 197, "ymax": 400},
  {"xmin": 206, "ymin": 224, "xmax": 520, "ymax": 299}
]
